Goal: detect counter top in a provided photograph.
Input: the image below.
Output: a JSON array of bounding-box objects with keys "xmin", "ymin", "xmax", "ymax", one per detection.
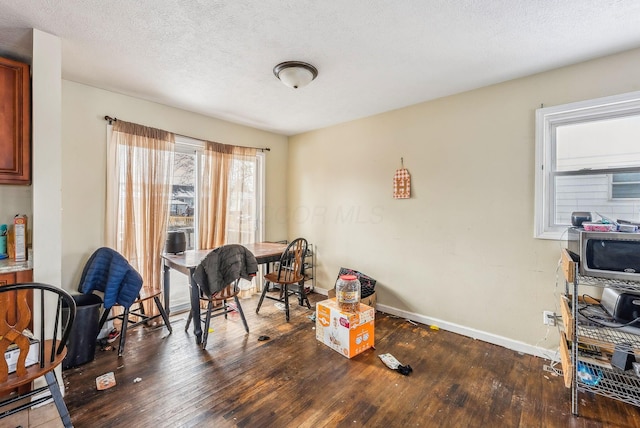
[{"xmin": 0, "ymin": 256, "xmax": 32, "ymax": 274}]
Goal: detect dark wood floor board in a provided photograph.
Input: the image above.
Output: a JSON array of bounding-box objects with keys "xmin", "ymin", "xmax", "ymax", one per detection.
[
  {"xmin": 62, "ymin": 292, "xmax": 640, "ymax": 427},
  {"xmin": 152, "ymin": 302, "xmax": 320, "ymax": 426}
]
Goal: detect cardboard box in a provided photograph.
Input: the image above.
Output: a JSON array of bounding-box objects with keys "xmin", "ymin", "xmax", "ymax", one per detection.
[
  {"xmin": 316, "ymin": 298, "xmax": 374, "ymax": 358},
  {"xmin": 13, "ymin": 214, "xmax": 27, "ymax": 261},
  {"xmin": 328, "ymin": 288, "xmax": 377, "ymax": 308},
  {"xmin": 5, "ymin": 338, "xmax": 39, "ymax": 374}
]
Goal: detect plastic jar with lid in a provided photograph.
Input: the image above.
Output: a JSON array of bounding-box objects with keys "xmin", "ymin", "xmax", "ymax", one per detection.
[{"xmin": 336, "ymin": 274, "xmax": 361, "ymax": 312}]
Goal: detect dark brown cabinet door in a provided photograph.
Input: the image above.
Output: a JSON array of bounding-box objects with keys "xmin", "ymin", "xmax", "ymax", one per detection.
[
  {"xmin": 0, "ymin": 56, "xmax": 30, "ymax": 184},
  {"xmin": 0, "ymin": 269, "xmax": 33, "ymax": 395},
  {"xmin": 0, "ymin": 270, "xmax": 33, "ymax": 325}
]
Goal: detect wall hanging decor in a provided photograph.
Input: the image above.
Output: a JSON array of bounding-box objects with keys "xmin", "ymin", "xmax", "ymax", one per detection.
[{"xmin": 393, "ymin": 158, "xmax": 411, "ymax": 199}]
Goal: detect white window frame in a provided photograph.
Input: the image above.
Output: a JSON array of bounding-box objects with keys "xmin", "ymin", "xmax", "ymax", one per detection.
[{"xmin": 535, "ymin": 90, "xmax": 640, "ymax": 240}]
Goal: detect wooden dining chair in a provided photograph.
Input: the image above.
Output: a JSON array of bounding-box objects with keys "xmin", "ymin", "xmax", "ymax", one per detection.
[
  {"xmin": 256, "ymin": 237, "xmax": 310, "ymax": 322},
  {"xmin": 185, "ymin": 279, "xmax": 249, "ymax": 349},
  {"xmin": 79, "ymin": 247, "xmax": 172, "ymax": 357},
  {"xmin": 188, "ymin": 244, "xmax": 258, "ymax": 349},
  {"xmin": 0, "ymin": 283, "xmax": 76, "ymax": 428}
]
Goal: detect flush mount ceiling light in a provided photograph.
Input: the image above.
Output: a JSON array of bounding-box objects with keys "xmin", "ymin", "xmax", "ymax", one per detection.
[{"xmin": 273, "ymin": 61, "xmax": 318, "ymax": 89}]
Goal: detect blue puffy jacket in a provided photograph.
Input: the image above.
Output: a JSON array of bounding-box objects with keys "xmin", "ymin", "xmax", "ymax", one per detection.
[{"xmin": 79, "ymin": 247, "xmax": 143, "ymax": 309}]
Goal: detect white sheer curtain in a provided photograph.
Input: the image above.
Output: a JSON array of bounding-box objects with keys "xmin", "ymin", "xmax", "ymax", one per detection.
[
  {"xmin": 198, "ymin": 143, "xmax": 259, "ymax": 298},
  {"xmin": 198, "ymin": 143, "xmax": 258, "ymax": 248},
  {"xmin": 226, "ymin": 146, "xmax": 259, "ymax": 245},
  {"xmin": 105, "ymin": 120, "xmax": 175, "ymax": 316}
]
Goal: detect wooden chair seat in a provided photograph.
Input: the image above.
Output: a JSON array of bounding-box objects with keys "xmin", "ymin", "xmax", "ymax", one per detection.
[
  {"xmin": 137, "ymin": 287, "xmax": 161, "ymax": 301},
  {"xmin": 210, "ymin": 283, "xmax": 238, "ymax": 301},
  {"xmin": 0, "ymin": 340, "xmax": 65, "ymax": 394},
  {"xmin": 264, "ymin": 270, "xmax": 303, "ymax": 285}
]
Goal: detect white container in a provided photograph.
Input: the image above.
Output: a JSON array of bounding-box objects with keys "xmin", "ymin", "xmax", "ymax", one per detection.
[
  {"xmin": 336, "ymin": 274, "xmax": 361, "ymax": 312},
  {"xmin": 619, "ymin": 224, "xmax": 639, "ymax": 233}
]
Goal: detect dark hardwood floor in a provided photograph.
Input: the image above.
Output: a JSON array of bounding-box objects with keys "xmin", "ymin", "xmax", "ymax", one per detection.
[{"xmin": 62, "ymin": 292, "xmax": 640, "ymax": 427}]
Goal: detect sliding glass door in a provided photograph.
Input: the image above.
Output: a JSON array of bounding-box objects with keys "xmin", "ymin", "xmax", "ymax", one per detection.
[{"xmin": 167, "ymin": 138, "xmax": 264, "ymax": 312}]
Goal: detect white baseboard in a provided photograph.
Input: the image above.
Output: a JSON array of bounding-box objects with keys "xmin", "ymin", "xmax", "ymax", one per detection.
[{"xmin": 313, "ymin": 288, "xmax": 559, "ymax": 361}]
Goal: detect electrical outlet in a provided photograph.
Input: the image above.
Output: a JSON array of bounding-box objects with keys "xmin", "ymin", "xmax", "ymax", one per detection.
[{"xmin": 543, "ymin": 310, "xmax": 556, "ymax": 326}]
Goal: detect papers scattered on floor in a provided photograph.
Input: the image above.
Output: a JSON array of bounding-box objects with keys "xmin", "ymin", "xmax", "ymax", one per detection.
[{"xmin": 96, "ymin": 372, "xmax": 116, "ymax": 390}]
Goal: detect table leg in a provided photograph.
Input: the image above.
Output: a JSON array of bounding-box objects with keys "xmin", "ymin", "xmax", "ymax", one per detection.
[
  {"xmin": 264, "ymin": 261, "xmax": 271, "ymax": 291},
  {"xmin": 189, "ymin": 268, "xmax": 202, "ymax": 344},
  {"xmin": 163, "ymin": 263, "xmax": 171, "ymax": 317}
]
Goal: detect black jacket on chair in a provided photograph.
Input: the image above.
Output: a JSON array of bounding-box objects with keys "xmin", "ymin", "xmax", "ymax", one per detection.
[{"xmin": 192, "ymin": 244, "xmax": 258, "ymax": 297}]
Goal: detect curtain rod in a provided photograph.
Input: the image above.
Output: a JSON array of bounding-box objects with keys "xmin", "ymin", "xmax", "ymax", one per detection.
[{"xmin": 104, "ymin": 115, "xmax": 271, "ymax": 152}]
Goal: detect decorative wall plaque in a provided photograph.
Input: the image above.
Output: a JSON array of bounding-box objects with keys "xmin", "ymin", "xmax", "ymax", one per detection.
[{"xmin": 393, "ymin": 160, "xmax": 411, "ymax": 199}]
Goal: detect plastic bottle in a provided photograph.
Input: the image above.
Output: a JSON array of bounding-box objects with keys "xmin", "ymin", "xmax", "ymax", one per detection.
[
  {"xmin": 336, "ymin": 274, "xmax": 361, "ymax": 312},
  {"xmin": 577, "ymin": 362, "xmax": 601, "ymax": 386}
]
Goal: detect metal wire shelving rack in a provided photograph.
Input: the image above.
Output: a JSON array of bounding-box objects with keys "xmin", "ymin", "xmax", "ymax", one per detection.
[{"xmin": 561, "ymin": 249, "xmax": 640, "ymax": 415}]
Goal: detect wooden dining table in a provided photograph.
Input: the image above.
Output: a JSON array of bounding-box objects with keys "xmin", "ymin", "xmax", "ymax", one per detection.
[{"xmin": 162, "ymin": 241, "xmax": 288, "ymax": 344}]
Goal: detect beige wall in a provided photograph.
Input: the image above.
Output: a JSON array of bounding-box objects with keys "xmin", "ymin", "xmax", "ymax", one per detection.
[
  {"xmin": 0, "ymin": 186, "xmax": 32, "ymax": 231},
  {"xmin": 288, "ymin": 47, "xmax": 640, "ymax": 351},
  {"xmin": 61, "ymin": 81, "xmax": 288, "ymax": 291}
]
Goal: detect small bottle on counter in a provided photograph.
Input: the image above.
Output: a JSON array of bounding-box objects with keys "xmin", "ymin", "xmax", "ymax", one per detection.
[
  {"xmin": 13, "ymin": 215, "xmax": 27, "ymax": 262},
  {"xmin": 0, "ymin": 224, "xmax": 7, "ymax": 259}
]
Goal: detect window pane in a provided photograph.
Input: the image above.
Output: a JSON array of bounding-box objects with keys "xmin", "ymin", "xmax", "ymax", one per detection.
[
  {"xmin": 612, "ymin": 173, "xmax": 640, "ymax": 199},
  {"xmin": 169, "ymin": 152, "xmax": 195, "ymax": 250},
  {"xmin": 555, "ymin": 115, "xmax": 640, "ymax": 171},
  {"xmin": 613, "ymin": 172, "xmax": 640, "ymax": 183},
  {"xmin": 554, "ymin": 173, "xmax": 640, "ymax": 225},
  {"xmin": 553, "ymin": 174, "xmax": 606, "ymax": 225},
  {"xmin": 226, "ymin": 157, "xmax": 257, "ymax": 244},
  {"xmin": 612, "ymin": 183, "xmax": 640, "ymax": 199}
]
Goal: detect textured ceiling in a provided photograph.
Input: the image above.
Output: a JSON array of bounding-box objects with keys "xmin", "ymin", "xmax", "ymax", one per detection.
[{"xmin": 1, "ymin": 1, "xmax": 640, "ymax": 136}]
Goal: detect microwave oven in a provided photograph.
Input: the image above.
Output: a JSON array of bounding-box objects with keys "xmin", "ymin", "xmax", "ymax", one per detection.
[{"xmin": 568, "ymin": 227, "xmax": 640, "ymax": 282}]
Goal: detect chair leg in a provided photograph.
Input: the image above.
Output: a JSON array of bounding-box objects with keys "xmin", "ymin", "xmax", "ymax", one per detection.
[
  {"xmin": 98, "ymin": 307, "xmax": 110, "ymax": 331},
  {"xmin": 154, "ymin": 296, "xmax": 173, "ymax": 333},
  {"xmin": 284, "ymin": 284, "xmax": 290, "ymax": 322},
  {"xmin": 185, "ymin": 310, "xmax": 192, "ymax": 332},
  {"xmin": 234, "ymin": 295, "xmax": 249, "ymax": 333},
  {"xmin": 44, "ymin": 371, "xmax": 73, "ymax": 428},
  {"xmin": 118, "ymin": 307, "xmax": 129, "ymax": 357},
  {"xmin": 202, "ymin": 299, "xmax": 214, "ymax": 349},
  {"xmin": 299, "ymin": 281, "xmax": 312, "ymax": 309},
  {"xmin": 138, "ymin": 299, "xmax": 149, "ymax": 326},
  {"xmin": 256, "ymin": 280, "xmax": 270, "ymax": 313}
]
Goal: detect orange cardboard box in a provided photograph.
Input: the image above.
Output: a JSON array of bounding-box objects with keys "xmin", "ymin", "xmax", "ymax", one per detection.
[{"xmin": 316, "ymin": 298, "xmax": 374, "ymax": 358}]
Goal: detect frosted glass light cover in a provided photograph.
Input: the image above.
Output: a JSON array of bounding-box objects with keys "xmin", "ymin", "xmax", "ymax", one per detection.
[
  {"xmin": 278, "ymin": 67, "xmax": 313, "ymax": 88},
  {"xmin": 274, "ymin": 61, "xmax": 318, "ymax": 89}
]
